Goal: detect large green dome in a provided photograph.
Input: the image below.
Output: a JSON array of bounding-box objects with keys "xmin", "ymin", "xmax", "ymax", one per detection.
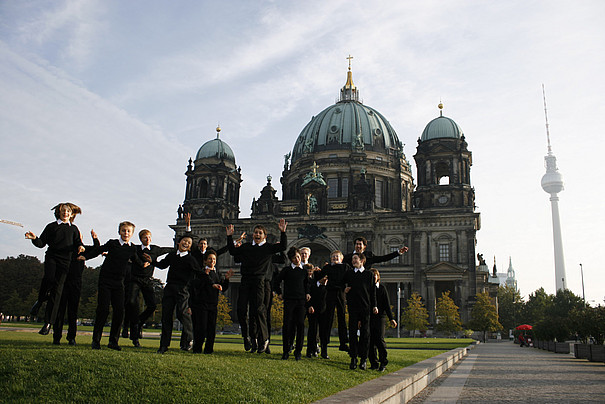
[
  {"xmin": 420, "ymin": 115, "xmax": 463, "ymax": 141},
  {"xmin": 195, "ymin": 130, "xmax": 235, "ymax": 163},
  {"xmin": 291, "ymin": 101, "xmax": 401, "ymax": 163}
]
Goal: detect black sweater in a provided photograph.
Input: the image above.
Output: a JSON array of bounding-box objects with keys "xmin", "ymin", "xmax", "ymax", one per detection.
[
  {"xmin": 132, "ymin": 245, "xmax": 173, "ymax": 279},
  {"xmin": 373, "ymin": 284, "xmax": 394, "ymax": 321},
  {"xmin": 31, "ymin": 221, "xmax": 83, "ymax": 264},
  {"xmin": 189, "ymin": 268, "xmax": 229, "ymax": 310},
  {"xmin": 155, "ymin": 251, "xmax": 201, "ymax": 286},
  {"xmin": 275, "ymin": 264, "xmax": 309, "ymax": 300},
  {"xmin": 307, "ymin": 277, "xmax": 327, "ymax": 313},
  {"xmin": 86, "ymin": 239, "xmax": 137, "ymax": 282},
  {"xmin": 227, "ymin": 232, "xmax": 287, "ymax": 280},
  {"xmin": 320, "ymin": 262, "xmax": 350, "ymax": 292},
  {"xmin": 343, "ymin": 267, "xmax": 377, "ymax": 313}
]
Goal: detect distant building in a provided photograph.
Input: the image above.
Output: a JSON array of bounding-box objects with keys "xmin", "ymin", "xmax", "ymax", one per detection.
[
  {"xmin": 171, "ymin": 64, "xmax": 498, "ymax": 324},
  {"xmin": 490, "ymin": 257, "xmax": 518, "ymax": 290}
]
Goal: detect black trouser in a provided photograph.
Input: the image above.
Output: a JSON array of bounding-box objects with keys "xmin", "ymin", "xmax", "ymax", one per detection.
[
  {"xmin": 307, "ymin": 309, "xmax": 321, "ymax": 355},
  {"xmin": 283, "ymin": 298, "xmax": 305, "ymax": 355},
  {"xmin": 160, "ymin": 283, "xmax": 192, "ymax": 349},
  {"xmin": 348, "ymin": 307, "xmax": 370, "ymax": 360},
  {"xmin": 53, "ymin": 271, "xmax": 82, "ymax": 342},
  {"xmin": 39, "ymin": 257, "xmax": 70, "ymax": 325},
  {"xmin": 368, "ymin": 315, "xmax": 388, "ymax": 366},
  {"xmin": 93, "ymin": 278, "xmax": 124, "ymax": 345},
  {"xmin": 191, "ymin": 306, "xmax": 218, "ymax": 353},
  {"xmin": 264, "ymin": 280, "xmax": 273, "ymax": 340},
  {"xmin": 126, "ymin": 277, "xmax": 157, "ymax": 339},
  {"xmin": 321, "ymin": 289, "xmax": 348, "ymax": 348},
  {"xmin": 237, "ymin": 277, "xmax": 268, "ymax": 343}
]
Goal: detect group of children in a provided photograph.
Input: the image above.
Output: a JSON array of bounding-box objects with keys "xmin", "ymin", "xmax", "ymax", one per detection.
[{"xmin": 25, "ymin": 202, "xmax": 407, "ymax": 372}]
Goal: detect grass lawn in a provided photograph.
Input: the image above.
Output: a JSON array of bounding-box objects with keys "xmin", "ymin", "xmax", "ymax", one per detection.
[{"xmin": 0, "ymin": 327, "xmax": 471, "ymax": 403}]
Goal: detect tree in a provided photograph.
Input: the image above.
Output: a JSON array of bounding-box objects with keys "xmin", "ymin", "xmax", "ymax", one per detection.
[
  {"xmin": 270, "ymin": 297, "xmax": 284, "ymax": 332},
  {"xmin": 534, "ymin": 289, "xmax": 584, "ymax": 342},
  {"xmin": 522, "ymin": 287, "xmax": 552, "ymax": 325},
  {"xmin": 216, "ymin": 294, "xmax": 232, "ymax": 331},
  {"xmin": 435, "ymin": 291, "xmax": 462, "ymax": 336},
  {"xmin": 497, "ymin": 285, "xmax": 524, "ymax": 332},
  {"xmin": 0, "ymin": 255, "xmax": 44, "ymax": 312},
  {"xmin": 470, "ymin": 291, "xmax": 501, "ymax": 342},
  {"xmin": 401, "ymin": 292, "xmax": 429, "ymax": 337}
]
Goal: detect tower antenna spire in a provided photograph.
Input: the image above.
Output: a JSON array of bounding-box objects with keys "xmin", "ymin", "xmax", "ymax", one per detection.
[{"xmin": 542, "ymin": 84, "xmax": 552, "ymax": 154}]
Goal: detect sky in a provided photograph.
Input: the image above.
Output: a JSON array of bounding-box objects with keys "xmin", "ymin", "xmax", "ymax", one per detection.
[{"xmin": 1, "ymin": 1, "xmax": 604, "ymax": 305}]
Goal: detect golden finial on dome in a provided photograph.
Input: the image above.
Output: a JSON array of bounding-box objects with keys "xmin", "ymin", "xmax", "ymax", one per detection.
[
  {"xmin": 216, "ymin": 125, "xmax": 221, "ymax": 138},
  {"xmin": 438, "ymin": 101, "xmax": 443, "ymax": 117}
]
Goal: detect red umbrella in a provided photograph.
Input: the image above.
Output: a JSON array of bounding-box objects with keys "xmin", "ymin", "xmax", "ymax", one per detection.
[{"xmin": 515, "ymin": 324, "xmax": 533, "ymax": 330}]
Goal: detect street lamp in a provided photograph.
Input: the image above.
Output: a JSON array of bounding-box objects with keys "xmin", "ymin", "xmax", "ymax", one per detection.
[{"xmin": 579, "ymin": 263, "xmax": 585, "ymax": 302}]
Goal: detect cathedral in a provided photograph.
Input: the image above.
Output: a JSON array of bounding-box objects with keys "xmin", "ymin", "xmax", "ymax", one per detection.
[{"xmin": 170, "ymin": 64, "xmax": 496, "ymax": 325}]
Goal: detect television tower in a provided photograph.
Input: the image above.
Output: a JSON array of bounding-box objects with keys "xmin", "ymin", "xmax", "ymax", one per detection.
[{"xmin": 540, "ymin": 85, "xmax": 567, "ymax": 291}]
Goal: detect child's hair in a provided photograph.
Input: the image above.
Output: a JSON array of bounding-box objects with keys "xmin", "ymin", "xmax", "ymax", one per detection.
[
  {"xmin": 139, "ymin": 229, "xmax": 151, "ymax": 239},
  {"xmin": 253, "ymin": 224, "xmax": 267, "ymax": 235},
  {"xmin": 303, "ymin": 263, "xmax": 314, "ymax": 272},
  {"xmin": 205, "ymin": 248, "xmax": 217, "ymax": 258},
  {"xmin": 370, "ymin": 268, "xmax": 380, "ymax": 282},
  {"xmin": 352, "ymin": 252, "xmax": 366, "ymax": 263},
  {"xmin": 177, "ymin": 234, "xmax": 193, "ymax": 244},
  {"xmin": 300, "ymin": 247, "xmax": 311, "ymax": 255},
  {"xmin": 331, "ymin": 250, "xmax": 343, "ymax": 258},
  {"xmin": 354, "ymin": 236, "xmax": 368, "ymax": 246},
  {"xmin": 287, "ymin": 246, "xmax": 300, "ymax": 260},
  {"xmin": 52, "ymin": 202, "xmax": 82, "ymax": 223},
  {"xmin": 198, "ymin": 237, "xmax": 208, "ymax": 244},
  {"xmin": 119, "ymin": 221, "xmax": 136, "ymax": 232}
]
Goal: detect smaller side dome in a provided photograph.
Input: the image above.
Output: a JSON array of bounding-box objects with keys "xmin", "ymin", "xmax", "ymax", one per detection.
[
  {"xmin": 195, "ymin": 128, "xmax": 236, "ymax": 163},
  {"xmin": 421, "ymin": 115, "xmax": 463, "ymax": 141}
]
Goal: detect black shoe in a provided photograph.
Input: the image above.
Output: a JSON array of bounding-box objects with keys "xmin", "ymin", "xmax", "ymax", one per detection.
[
  {"xmin": 306, "ymin": 352, "xmax": 313, "ymax": 358},
  {"xmin": 243, "ymin": 337, "xmax": 251, "ymax": 351},
  {"xmin": 295, "ymin": 353, "xmax": 302, "ymax": 361},
  {"xmin": 250, "ymin": 339, "xmax": 258, "ymax": 352},
  {"xmin": 289, "ymin": 343, "xmax": 294, "ymax": 354},
  {"xmin": 378, "ymin": 364, "xmax": 386, "ymax": 372},
  {"xmin": 339, "ymin": 344, "xmax": 349, "ymax": 352},
  {"xmin": 38, "ymin": 323, "xmax": 51, "ymax": 335},
  {"xmin": 132, "ymin": 339, "xmax": 141, "ymax": 348},
  {"xmin": 349, "ymin": 357, "xmax": 358, "ymax": 370},
  {"xmin": 321, "ymin": 353, "xmax": 330, "ymax": 360},
  {"xmin": 157, "ymin": 346, "xmax": 168, "ymax": 354},
  {"xmin": 52, "ymin": 340, "xmax": 60, "ymax": 345},
  {"xmin": 359, "ymin": 359, "xmax": 367, "ymax": 370},
  {"xmin": 138, "ymin": 322, "xmax": 144, "ymax": 339},
  {"xmin": 257, "ymin": 339, "xmax": 269, "ymax": 353},
  {"xmin": 265, "ymin": 345, "xmax": 271, "ymax": 354},
  {"xmin": 180, "ymin": 344, "xmax": 192, "ymax": 352},
  {"xmin": 67, "ymin": 339, "xmax": 76, "ymax": 346},
  {"xmin": 30, "ymin": 300, "xmax": 42, "ymax": 316},
  {"xmin": 281, "ymin": 352, "xmax": 289, "ymax": 360},
  {"xmin": 107, "ymin": 342, "xmax": 122, "ymax": 351},
  {"xmin": 203, "ymin": 350, "xmax": 213, "ymax": 354},
  {"xmin": 91, "ymin": 341, "xmax": 101, "ymax": 350},
  {"xmin": 370, "ymin": 362, "xmax": 379, "ymax": 370}
]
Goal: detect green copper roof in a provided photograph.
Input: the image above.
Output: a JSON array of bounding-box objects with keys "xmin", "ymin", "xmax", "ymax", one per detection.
[
  {"xmin": 195, "ymin": 137, "xmax": 235, "ymax": 162},
  {"xmin": 420, "ymin": 115, "xmax": 463, "ymax": 141}
]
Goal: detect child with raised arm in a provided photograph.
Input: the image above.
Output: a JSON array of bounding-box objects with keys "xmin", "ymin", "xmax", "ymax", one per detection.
[
  {"xmin": 368, "ymin": 268, "xmax": 397, "ymax": 372},
  {"xmin": 52, "ymin": 229, "xmax": 100, "ymax": 345},
  {"xmin": 189, "ymin": 249, "xmax": 234, "ymax": 354},
  {"xmin": 225, "ymin": 218, "xmax": 287, "ymax": 353},
  {"xmin": 25, "ymin": 202, "xmax": 84, "ymax": 336},
  {"xmin": 83, "ymin": 221, "xmax": 143, "ymax": 351},
  {"xmin": 155, "ymin": 235, "xmax": 200, "ymax": 354}
]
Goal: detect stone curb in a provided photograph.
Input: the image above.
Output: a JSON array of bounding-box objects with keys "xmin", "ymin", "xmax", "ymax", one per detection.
[{"xmin": 315, "ymin": 343, "xmax": 475, "ymax": 404}]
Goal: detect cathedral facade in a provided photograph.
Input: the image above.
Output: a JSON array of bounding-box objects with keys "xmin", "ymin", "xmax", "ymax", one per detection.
[{"xmin": 171, "ymin": 66, "xmax": 495, "ymax": 325}]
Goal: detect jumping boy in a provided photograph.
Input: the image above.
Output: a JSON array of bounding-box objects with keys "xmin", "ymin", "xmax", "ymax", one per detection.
[
  {"xmin": 320, "ymin": 250, "xmax": 350, "ymax": 357},
  {"xmin": 189, "ymin": 249, "xmax": 234, "ymax": 354},
  {"xmin": 83, "ymin": 221, "xmax": 143, "ymax": 351},
  {"xmin": 25, "ymin": 202, "xmax": 84, "ymax": 335},
  {"xmin": 368, "ymin": 268, "xmax": 397, "ymax": 372},
  {"xmin": 155, "ymin": 234, "xmax": 200, "ymax": 354},
  {"xmin": 226, "ymin": 219, "xmax": 287, "ymax": 353},
  {"xmin": 275, "ymin": 247, "xmax": 310, "ymax": 360},
  {"xmin": 343, "ymin": 252, "xmax": 377, "ymax": 370}
]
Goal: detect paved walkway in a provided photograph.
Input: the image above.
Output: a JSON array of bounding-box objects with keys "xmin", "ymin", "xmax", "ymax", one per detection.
[{"xmin": 409, "ymin": 341, "xmax": 605, "ymax": 403}]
